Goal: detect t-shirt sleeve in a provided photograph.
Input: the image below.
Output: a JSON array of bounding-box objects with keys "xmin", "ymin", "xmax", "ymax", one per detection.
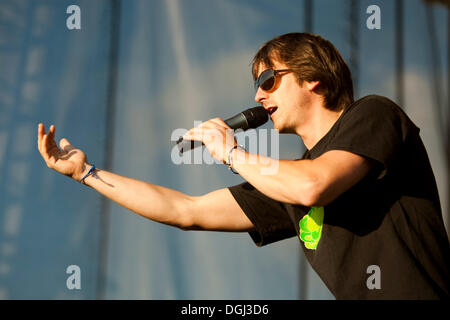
[
  {"xmin": 228, "ymin": 182, "xmax": 296, "ymax": 246},
  {"xmin": 323, "ymin": 95, "xmax": 419, "ymax": 174}
]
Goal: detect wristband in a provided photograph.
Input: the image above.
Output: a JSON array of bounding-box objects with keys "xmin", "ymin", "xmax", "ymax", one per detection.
[
  {"xmin": 80, "ymin": 165, "xmax": 96, "ymax": 184},
  {"xmin": 226, "ymin": 145, "xmax": 245, "ymax": 174}
]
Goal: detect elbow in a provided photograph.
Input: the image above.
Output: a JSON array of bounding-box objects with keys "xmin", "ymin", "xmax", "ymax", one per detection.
[
  {"xmin": 302, "ymin": 192, "xmax": 326, "ymax": 208},
  {"xmin": 295, "ymin": 177, "xmax": 328, "ymax": 207},
  {"xmin": 169, "ymin": 196, "xmax": 194, "ymax": 231},
  {"xmin": 298, "ymin": 186, "xmax": 321, "ymax": 207},
  {"xmin": 178, "ymin": 224, "xmax": 193, "ymax": 231},
  {"xmin": 176, "ymin": 216, "xmax": 192, "ymax": 231},
  {"xmin": 178, "ymin": 218, "xmax": 204, "ymax": 231},
  {"xmin": 301, "ymin": 185, "xmax": 335, "ymax": 207},
  {"xmin": 177, "ymin": 217, "xmax": 200, "ymax": 231},
  {"xmin": 173, "ymin": 196, "xmax": 202, "ymax": 231},
  {"xmin": 175, "ymin": 210, "xmax": 197, "ymax": 231},
  {"xmin": 176, "ymin": 217, "xmax": 196, "ymax": 232}
]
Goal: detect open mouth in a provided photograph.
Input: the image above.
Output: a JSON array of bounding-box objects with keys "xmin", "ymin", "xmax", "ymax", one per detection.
[{"xmin": 267, "ymin": 107, "xmax": 278, "ymax": 116}]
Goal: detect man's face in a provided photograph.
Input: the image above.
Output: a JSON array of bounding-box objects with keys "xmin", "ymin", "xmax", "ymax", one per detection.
[{"xmin": 254, "ymin": 60, "xmax": 313, "ymax": 134}]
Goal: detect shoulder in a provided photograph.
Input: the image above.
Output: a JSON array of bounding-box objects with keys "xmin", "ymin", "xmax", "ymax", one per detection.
[
  {"xmin": 345, "ymin": 95, "xmax": 402, "ymax": 116},
  {"xmin": 341, "ymin": 95, "xmax": 419, "ymax": 134}
]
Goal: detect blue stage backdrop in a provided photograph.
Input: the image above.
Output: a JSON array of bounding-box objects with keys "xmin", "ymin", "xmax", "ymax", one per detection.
[{"xmin": 0, "ymin": 0, "xmax": 448, "ymax": 299}]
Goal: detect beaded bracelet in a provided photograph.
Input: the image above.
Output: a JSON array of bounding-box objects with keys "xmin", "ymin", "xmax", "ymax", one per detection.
[{"xmin": 226, "ymin": 145, "xmax": 245, "ymax": 174}]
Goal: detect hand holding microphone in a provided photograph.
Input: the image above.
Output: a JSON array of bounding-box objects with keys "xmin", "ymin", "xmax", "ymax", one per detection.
[{"xmin": 176, "ymin": 106, "xmax": 268, "ymax": 162}]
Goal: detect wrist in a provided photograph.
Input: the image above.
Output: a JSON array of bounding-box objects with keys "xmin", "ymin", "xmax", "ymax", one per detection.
[
  {"xmin": 75, "ymin": 163, "xmax": 92, "ymax": 182},
  {"xmin": 80, "ymin": 164, "xmax": 98, "ymax": 185},
  {"xmin": 231, "ymin": 146, "xmax": 247, "ymax": 165},
  {"xmin": 226, "ymin": 145, "xmax": 246, "ymax": 174}
]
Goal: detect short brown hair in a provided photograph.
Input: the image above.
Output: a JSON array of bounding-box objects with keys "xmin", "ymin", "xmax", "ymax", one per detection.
[{"xmin": 252, "ymin": 33, "xmax": 354, "ymax": 111}]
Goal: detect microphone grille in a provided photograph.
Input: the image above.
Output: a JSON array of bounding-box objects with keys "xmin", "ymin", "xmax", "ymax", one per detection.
[{"xmin": 243, "ymin": 106, "xmax": 268, "ymax": 129}]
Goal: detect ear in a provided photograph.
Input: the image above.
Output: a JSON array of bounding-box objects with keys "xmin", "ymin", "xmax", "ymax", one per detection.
[{"xmin": 304, "ymin": 80, "xmax": 320, "ymax": 91}]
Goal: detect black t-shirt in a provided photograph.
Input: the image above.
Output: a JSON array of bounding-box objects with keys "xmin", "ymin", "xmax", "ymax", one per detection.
[{"xmin": 228, "ymin": 95, "xmax": 450, "ymax": 299}]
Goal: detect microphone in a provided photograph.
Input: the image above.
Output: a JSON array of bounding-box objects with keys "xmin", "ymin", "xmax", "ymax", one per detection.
[{"xmin": 176, "ymin": 106, "xmax": 268, "ymax": 154}]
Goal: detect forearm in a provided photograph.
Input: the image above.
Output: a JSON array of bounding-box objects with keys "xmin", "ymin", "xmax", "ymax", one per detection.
[
  {"xmin": 230, "ymin": 149, "xmax": 318, "ymax": 206},
  {"xmin": 81, "ymin": 166, "xmax": 193, "ymax": 229}
]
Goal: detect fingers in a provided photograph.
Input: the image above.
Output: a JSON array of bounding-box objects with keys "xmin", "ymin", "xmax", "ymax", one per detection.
[
  {"xmin": 48, "ymin": 124, "xmax": 55, "ymax": 140},
  {"xmin": 41, "ymin": 133, "xmax": 53, "ymax": 166},
  {"xmin": 184, "ymin": 123, "xmax": 230, "ymax": 145},
  {"xmin": 37, "ymin": 123, "xmax": 45, "ymax": 152},
  {"xmin": 198, "ymin": 118, "xmax": 229, "ymax": 130},
  {"xmin": 184, "ymin": 127, "xmax": 216, "ymax": 143},
  {"xmin": 59, "ymin": 138, "xmax": 75, "ymax": 152},
  {"xmin": 209, "ymin": 117, "xmax": 231, "ymax": 129},
  {"xmin": 182, "ymin": 118, "xmax": 237, "ymax": 162},
  {"xmin": 38, "ymin": 123, "xmax": 55, "ymax": 151},
  {"xmin": 38, "ymin": 123, "xmax": 50, "ymax": 162},
  {"xmin": 37, "ymin": 123, "xmax": 60, "ymax": 167},
  {"xmin": 59, "ymin": 138, "xmax": 69, "ymax": 150},
  {"xmin": 184, "ymin": 118, "xmax": 229, "ymax": 137}
]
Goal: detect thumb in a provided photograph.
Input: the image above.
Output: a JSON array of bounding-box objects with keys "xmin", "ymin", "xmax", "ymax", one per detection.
[{"xmin": 59, "ymin": 138, "xmax": 75, "ymax": 151}]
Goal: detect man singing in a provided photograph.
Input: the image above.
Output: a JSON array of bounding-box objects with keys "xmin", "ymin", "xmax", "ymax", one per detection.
[{"xmin": 38, "ymin": 33, "xmax": 450, "ymax": 299}]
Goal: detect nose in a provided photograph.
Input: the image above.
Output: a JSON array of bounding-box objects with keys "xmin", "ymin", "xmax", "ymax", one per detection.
[{"xmin": 254, "ymin": 87, "xmax": 268, "ymax": 104}]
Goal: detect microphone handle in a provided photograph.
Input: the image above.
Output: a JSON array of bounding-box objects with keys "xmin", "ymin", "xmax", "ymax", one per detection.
[
  {"xmin": 176, "ymin": 137, "xmax": 204, "ymax": 154},
  {"xmin": 176, "ymin": 115, "xmax": 247, "ymax": 154},
  {"xmin": 224, "ymin": 113, "xmax": 249, "ymax": 130}
]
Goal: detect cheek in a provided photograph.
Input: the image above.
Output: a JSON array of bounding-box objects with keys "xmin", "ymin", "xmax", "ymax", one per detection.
[{"xmin": 291, "ymin": 90, "xmax": 310, "ymax": 108}]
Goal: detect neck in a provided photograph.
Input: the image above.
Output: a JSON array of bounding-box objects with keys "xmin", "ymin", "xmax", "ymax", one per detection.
[{"xmin": 296, "ymin": 104, "xmax": 344, "ymax": 150}]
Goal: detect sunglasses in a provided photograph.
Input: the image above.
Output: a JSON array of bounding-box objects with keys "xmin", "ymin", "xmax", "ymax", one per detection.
[{"xmin": 254, "ymin": 69, "xmax": 293, "ymax": 91}]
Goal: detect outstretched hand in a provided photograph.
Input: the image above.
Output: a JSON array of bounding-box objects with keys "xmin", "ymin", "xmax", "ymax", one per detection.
[{"xmin": 37, "ymin": 123, "xmax": 90, "ymax": 181}]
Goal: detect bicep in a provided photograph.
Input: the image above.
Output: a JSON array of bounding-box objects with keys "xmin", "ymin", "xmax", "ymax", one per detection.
[
  {"xmin": 311, "ymin": 149, "xmax": 376, "ymax": 206},
  {"xmin": 188, "ymin": 188, "xmax": 255, "ymax": 232}
]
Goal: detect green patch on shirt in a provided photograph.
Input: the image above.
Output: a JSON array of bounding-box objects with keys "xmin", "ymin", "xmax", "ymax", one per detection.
[{"xmin": 299, "ymin": 206, "xmax": 324, "ymax": 250}]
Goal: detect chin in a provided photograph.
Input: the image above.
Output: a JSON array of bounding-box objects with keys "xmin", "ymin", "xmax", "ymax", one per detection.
[
  {"xmin": 273, "ymin": 119, "xmax": 291, "ymax": 134},
  {"xmin": 272, "ymin": 122, "xmax": 281, "ymax": 132},
  {"xmin": 276, "ymin": 124, "xmax": 295, "ymax": 134}
]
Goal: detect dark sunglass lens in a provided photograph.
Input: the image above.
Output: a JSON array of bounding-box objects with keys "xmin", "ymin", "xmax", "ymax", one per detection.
[
  {"xmin": 261, "ymin": 76, "xmax": 275, "ymax": 91},
  {"xmin": 256, "ymin": 70, "xmax": 275, "ymax": 91}
]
